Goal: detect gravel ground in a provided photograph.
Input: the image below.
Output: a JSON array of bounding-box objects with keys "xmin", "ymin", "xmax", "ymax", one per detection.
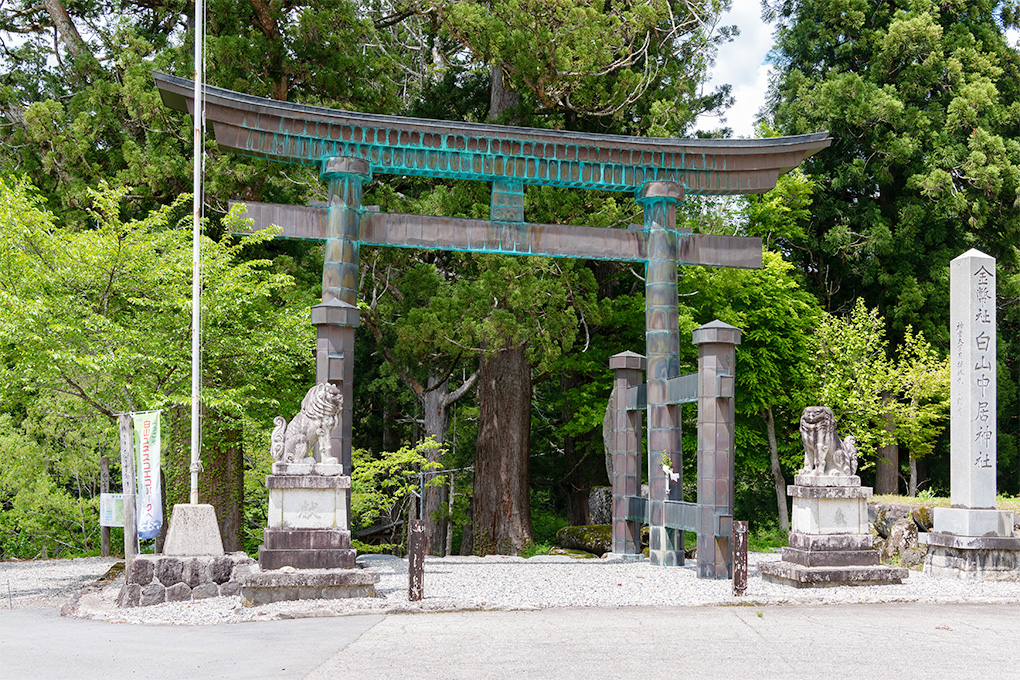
[{"xmin": 3, "ymin": 552, "xmax": 1019, "ymax": 626}]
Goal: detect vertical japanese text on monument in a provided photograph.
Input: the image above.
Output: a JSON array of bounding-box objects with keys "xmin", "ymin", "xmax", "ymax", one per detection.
[{"xmin": 973, "ymin": 265, "xmax": 993, "ymax": 468}]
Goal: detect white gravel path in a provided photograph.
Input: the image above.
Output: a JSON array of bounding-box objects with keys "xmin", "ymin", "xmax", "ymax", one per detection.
[{"xmin": 4, "ymin": 552, "xmax": 1019, "ymax": 626}]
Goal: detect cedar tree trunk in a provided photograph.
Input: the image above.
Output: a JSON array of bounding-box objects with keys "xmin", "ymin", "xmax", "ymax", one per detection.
[{"xmin": 472, "ymin": 345, "xmax": 533, "ymax": 554}]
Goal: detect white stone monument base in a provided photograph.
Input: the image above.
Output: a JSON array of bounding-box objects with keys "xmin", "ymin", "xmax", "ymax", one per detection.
[
  {"xmin": 921, "ymin": 532, "xmax": 1020, "ymax": 581},
  {"xmin": 260, "ymin": 474, "xmax": 356, "ymax": 571},
  {"xmin": 267, "ymin": 474, "xmax": 350, "ymax": 530},
  {"xmin": 162, "ymin": 504, "xmax": 225, "ymax": 557},
  {"xmin": 789, "ymin": 484, "xmax": 870, "ymax": 535},
  {"xmin": 761, "ymin": 482, "xmax": 908, "ymax": 588},
  {"xmin": 932, "ymin": 507, "xmax": 1014, "ymax": 537}
]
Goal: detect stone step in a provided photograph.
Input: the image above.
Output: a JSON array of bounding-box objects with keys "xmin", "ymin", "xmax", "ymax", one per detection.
[
  {"xmin": 781, "ymin": 547, "xmax": 880, "ymax": 567},
  {"xmin": 262, "ymin": 528, "xmax": 351, "ymax": 550},
  {"xmin": 759, "ymin": 560, "xmax": 907, "ymax": 588},
  {"xmin": 241, "ymin": 568, "xmax": 380, "ymax": 606},
  {"xmin": 258, "ymin": 547, "xmax": 356, "ymax": 570},
  {"xmin": 788, "ymin": 532, "xmax": 874, "ymax": 552}
]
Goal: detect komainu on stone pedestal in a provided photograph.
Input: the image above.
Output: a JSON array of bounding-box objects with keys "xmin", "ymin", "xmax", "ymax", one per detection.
[
  {"xmin": 270, "ymin": 382, "xmax": 342, "ymax": 465},
  {"xmin": 759, "ymin": 406, "xmax": 907, "ymax": 588},
  {"xmin": 798, "ymin": 406, "xmax": 857, "ymax": 478}
]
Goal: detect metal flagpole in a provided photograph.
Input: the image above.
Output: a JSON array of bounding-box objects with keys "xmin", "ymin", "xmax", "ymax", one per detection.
[{"xmin": 189, "ymin": 0, "xmax": 205, "ymax": 505}]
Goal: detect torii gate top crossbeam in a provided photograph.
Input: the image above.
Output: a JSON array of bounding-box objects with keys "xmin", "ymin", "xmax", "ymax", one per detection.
[{"xmin": 154, "ymin": 72, "xmax": 829, "ymax": 196}]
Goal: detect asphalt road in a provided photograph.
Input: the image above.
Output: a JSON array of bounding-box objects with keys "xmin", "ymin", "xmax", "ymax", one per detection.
[{"xmin": 2, "ymin": 603, "xmax": 1018, "ymax": 679}]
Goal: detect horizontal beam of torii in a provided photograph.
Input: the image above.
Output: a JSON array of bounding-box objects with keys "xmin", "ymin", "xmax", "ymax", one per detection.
[
  {"xmin": 230, "ymin": 201, "xmax": 764, "ymax": 269},
  {"xmin": 155, "ymin": 72, "xmax": 831, "ymax": 574}
]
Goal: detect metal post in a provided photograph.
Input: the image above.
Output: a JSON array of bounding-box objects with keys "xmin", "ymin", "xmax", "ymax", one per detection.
[
  {"xmin": 733, "ymin": 520, "xmax": 748, "ymax": 596},
  {"xmin": 118, "ymin": 414, "xmax": 137, "ymax": 562},
  {"xmin": 637, "ymin": 181, "xmax": 685, "ymax": 566},
  {"xmin": 408, "ymin": 519, "xmax": 426, "ymax": 601},
  {"xmin": 189, "ymin": 0, "xmax": 205, "ymax": 506}
]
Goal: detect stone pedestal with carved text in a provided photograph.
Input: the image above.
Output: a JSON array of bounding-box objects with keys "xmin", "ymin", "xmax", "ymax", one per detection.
[
  {"xmin": 760, "ymin": 475, "xmax": 908, "ymax": 587},
  {"xmin": 922, "ymin": 249, "xmax": 1020, "ymax": 580},
  {"xmin": 258, "ymin": 463, "xmax": 358, "ymax": 570}
]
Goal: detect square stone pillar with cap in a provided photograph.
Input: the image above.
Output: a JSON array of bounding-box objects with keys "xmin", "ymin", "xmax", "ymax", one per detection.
[
  {"xmin": 692, "ymin": 320, "xmax": 740, "ymax": 579},
  {"xmin": 609, "ymin": 351, "xmax": 645, "ymax": 556},
  {"xmin": 923, "ymin": 249, "xmax": 1019, "ymax": 580}
]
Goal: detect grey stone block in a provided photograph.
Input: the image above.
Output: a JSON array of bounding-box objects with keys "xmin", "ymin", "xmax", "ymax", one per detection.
[
  {"xmin": 759, "ymin": 560, "xmax": 907, "ymax": 588},
  {"xmin": 782, "ymin": 547, "xmax": 880, "ymax": 568},
  {"xmin": 183, "ymin": 558, "xmax": 205, "ymax": 588},
  {"xmin": 192, "ymin": 583, "xmax": 220, "ymax": 600},
  {"xmin": 240, "ymin": 569, "xmax": 380, "ymax": 606},
  {"xmin": 155, "ymin": 557, "xmax": 184, "ymax": 587},
  {"xmin": 165, "ymin": 582, "xmax": 192, "ymax": 602},
  {"xmin": 208, "ymin": 556, "xmax": 234, "ymax": 584},
  {"xmin": 258, "ymin": 547, "xmax": 356, "ymax": 570},
  {"xmin": 140, "ymin": 583, "xmax": 166, "ymax": 606},
  {"xmin": 232, "ymin": 562, "xmax": 254, "ymax": 582},
  {"xmin": 126, "ymin": 558, "xmax": 154, "ymax": 585},
  {"xmin": 117, "ymin": 584, "xmax": 141, "ymax": 608},
  {"xmin": 219, "ymin": 581, "xmax": 242, "ymax": 597},
  {"xmin": 788, "ymin": 532, "xmax": 873, "ymax": 552}
]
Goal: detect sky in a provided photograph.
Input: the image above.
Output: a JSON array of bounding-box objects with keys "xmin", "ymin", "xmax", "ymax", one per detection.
[
  {"xmin": 696, "ymin": 0, "xmax": 777, "ymax": 137},
  {"xmin": 698, "ymin": 0, "xmax": 1020, "ymax": 138}
]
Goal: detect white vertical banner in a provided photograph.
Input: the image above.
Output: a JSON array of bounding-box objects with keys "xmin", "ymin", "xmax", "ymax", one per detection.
[{"xmin": 133, "ymin": 411, "xmax": 163, "ymax": 539}]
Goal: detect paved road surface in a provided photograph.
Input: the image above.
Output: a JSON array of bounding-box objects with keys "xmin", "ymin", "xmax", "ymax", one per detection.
[{"xmin": 2, "ymin": 603, "xmax": 1018, "ymax": 679}]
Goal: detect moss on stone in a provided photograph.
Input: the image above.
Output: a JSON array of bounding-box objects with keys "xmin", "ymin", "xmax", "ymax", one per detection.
[{"xmin": 555, "ymin": 525, "xmax": 612, "ymax": 556}]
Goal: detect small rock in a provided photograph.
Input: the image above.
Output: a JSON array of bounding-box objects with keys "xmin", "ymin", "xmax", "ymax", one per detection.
[
  {"xmin": 208, "ymin": 556, "xmax": 234, "ymax": 584},
  {"xmin": 883, "ymin": 517, "xmax": 918, "ymax": 560},
  {"xmin": 117, "ymin": 584, "xmax": 141, "ymax": 608},
  {"xmin": 219, "ymin": 581, "xmax": 241, "ymax": 597},
  {"xmin": 183, "ymin": 558, "xmax": 205, "ymax": 588},
  {"xmin": 155, "ymin": 557, "xmax": 184, "ymax": 587},
  {"xmin": 901, "ymin": 547, "xmax": 925, "ymax": 570},
  {"xmin": 166, "ymin": 582, "xmax": 192, "ymax": 602},
  {"xmin": 555, "ymin": 525, "xmax": 611, "ymax": 556},
  {"xmin": 873, "ymin": 504, "xmax": 912, "ymax": 539},
  {"xmin": 140, "ymin": 582, "xmax": 166, "ymax": 606},
  {"xmin": 192, "ymin": 583, "xmax": 220, "ymax": 600},
  {"xmin": 126, "ymin": 558, "xmax": 154, "ymax": 586},
  {"xmin": 911, "ymin": 506, "xmax": 934, "ymax": 532}
]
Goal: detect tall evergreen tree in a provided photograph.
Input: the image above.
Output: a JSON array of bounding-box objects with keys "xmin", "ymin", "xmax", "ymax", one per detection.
[{"xmin": 764, "ymin": 0, "xmax": 1020, "ymax": 492}]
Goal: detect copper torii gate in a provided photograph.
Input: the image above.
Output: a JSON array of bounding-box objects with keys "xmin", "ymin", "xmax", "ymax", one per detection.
[{"xmin": 155, "ymin": 72, "xmax": 830, "ymax": 577}]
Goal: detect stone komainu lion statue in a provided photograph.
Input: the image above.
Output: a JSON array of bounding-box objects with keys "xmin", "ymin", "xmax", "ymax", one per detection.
[
  {"xmin": 799, "ymin": 406, "xmax": 858, "ymax": 477},
  {"xmin": 271, "ymin": 383, "xmax": 343, "ymax": 464}
]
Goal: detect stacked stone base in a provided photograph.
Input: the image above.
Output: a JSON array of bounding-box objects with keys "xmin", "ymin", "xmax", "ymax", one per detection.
[
  {"xmin": 118, "ymin": 552, "xmax": 255, "ymax": 607},
  {"xmin": 259, "ymin": 528, "xmax": 356, "ymax": 570},
  {"xmin": 922, "ymin": 532, "xmax": 1020, "ymax": 582},
  {"xmin": 760, "ymin": 533, "xmax": 907, "ymax": 587},
  {"xmin": 240, "ymin": 569, "xmax": 380, "ymax": 606},
  {"xmin": 761, "ymin": 475, "xmax": 907, "ymax": 588}
]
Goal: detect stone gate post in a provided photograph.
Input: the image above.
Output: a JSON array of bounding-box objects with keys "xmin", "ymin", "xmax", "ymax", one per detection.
[{"xmin": 692, "ymin": 320, "xmax": 741, "ymax": 578}]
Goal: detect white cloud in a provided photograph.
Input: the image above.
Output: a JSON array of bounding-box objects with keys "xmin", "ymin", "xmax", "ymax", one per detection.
[{"xmin": 695, "ymin": 0, "xmax": 775, "ymax": 137}]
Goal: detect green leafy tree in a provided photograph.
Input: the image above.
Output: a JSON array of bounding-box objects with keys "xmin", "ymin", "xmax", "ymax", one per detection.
[
  {"xmin": 764, "ymin": 0, "xmax": 1020, "ymax": 492},
  {"xmin": 814, "ymin": 299, "xmax": 949, "ymax": 492},
  {"xmin": 0, "ymin": 177, "xmax": 313, "ymax": 550},
  {"xmin": 682, "ymin": 250, "xmax": 823, "ymax": 530}
]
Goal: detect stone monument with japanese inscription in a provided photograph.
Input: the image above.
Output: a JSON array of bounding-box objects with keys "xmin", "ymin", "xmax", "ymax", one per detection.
[
  {"xmin": 921, "ymin": 249, "xmax": 1020, "ymax": 580},
  {"xmin": 760, "ymin": 407, "xmax": 907, "ymax": 587}
]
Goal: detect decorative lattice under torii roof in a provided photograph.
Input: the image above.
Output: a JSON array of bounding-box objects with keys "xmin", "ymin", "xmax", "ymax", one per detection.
[{"xmin": 154, "ymin": 72, "xmax": 830, "ymax": 196}]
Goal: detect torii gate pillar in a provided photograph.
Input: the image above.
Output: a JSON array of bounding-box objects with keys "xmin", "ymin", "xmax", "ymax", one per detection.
[
  {"xmin": 638, "ymin": 181, "xmax": 685, "ymax": 566},
  {"xmin": 318, "ymin": 156, "xmax": 369, "ymax": 476}
]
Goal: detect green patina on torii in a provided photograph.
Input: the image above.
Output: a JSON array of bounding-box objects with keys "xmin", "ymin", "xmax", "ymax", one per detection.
[{"xmin": 155, "ymin": 72, "xmax": 830, "ymax": 577}]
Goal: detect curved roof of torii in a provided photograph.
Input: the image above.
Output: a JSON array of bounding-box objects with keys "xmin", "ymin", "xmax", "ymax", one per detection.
[{"xmin": 155, "ymin": 72, "xmax": 830, "ymax": 196}]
